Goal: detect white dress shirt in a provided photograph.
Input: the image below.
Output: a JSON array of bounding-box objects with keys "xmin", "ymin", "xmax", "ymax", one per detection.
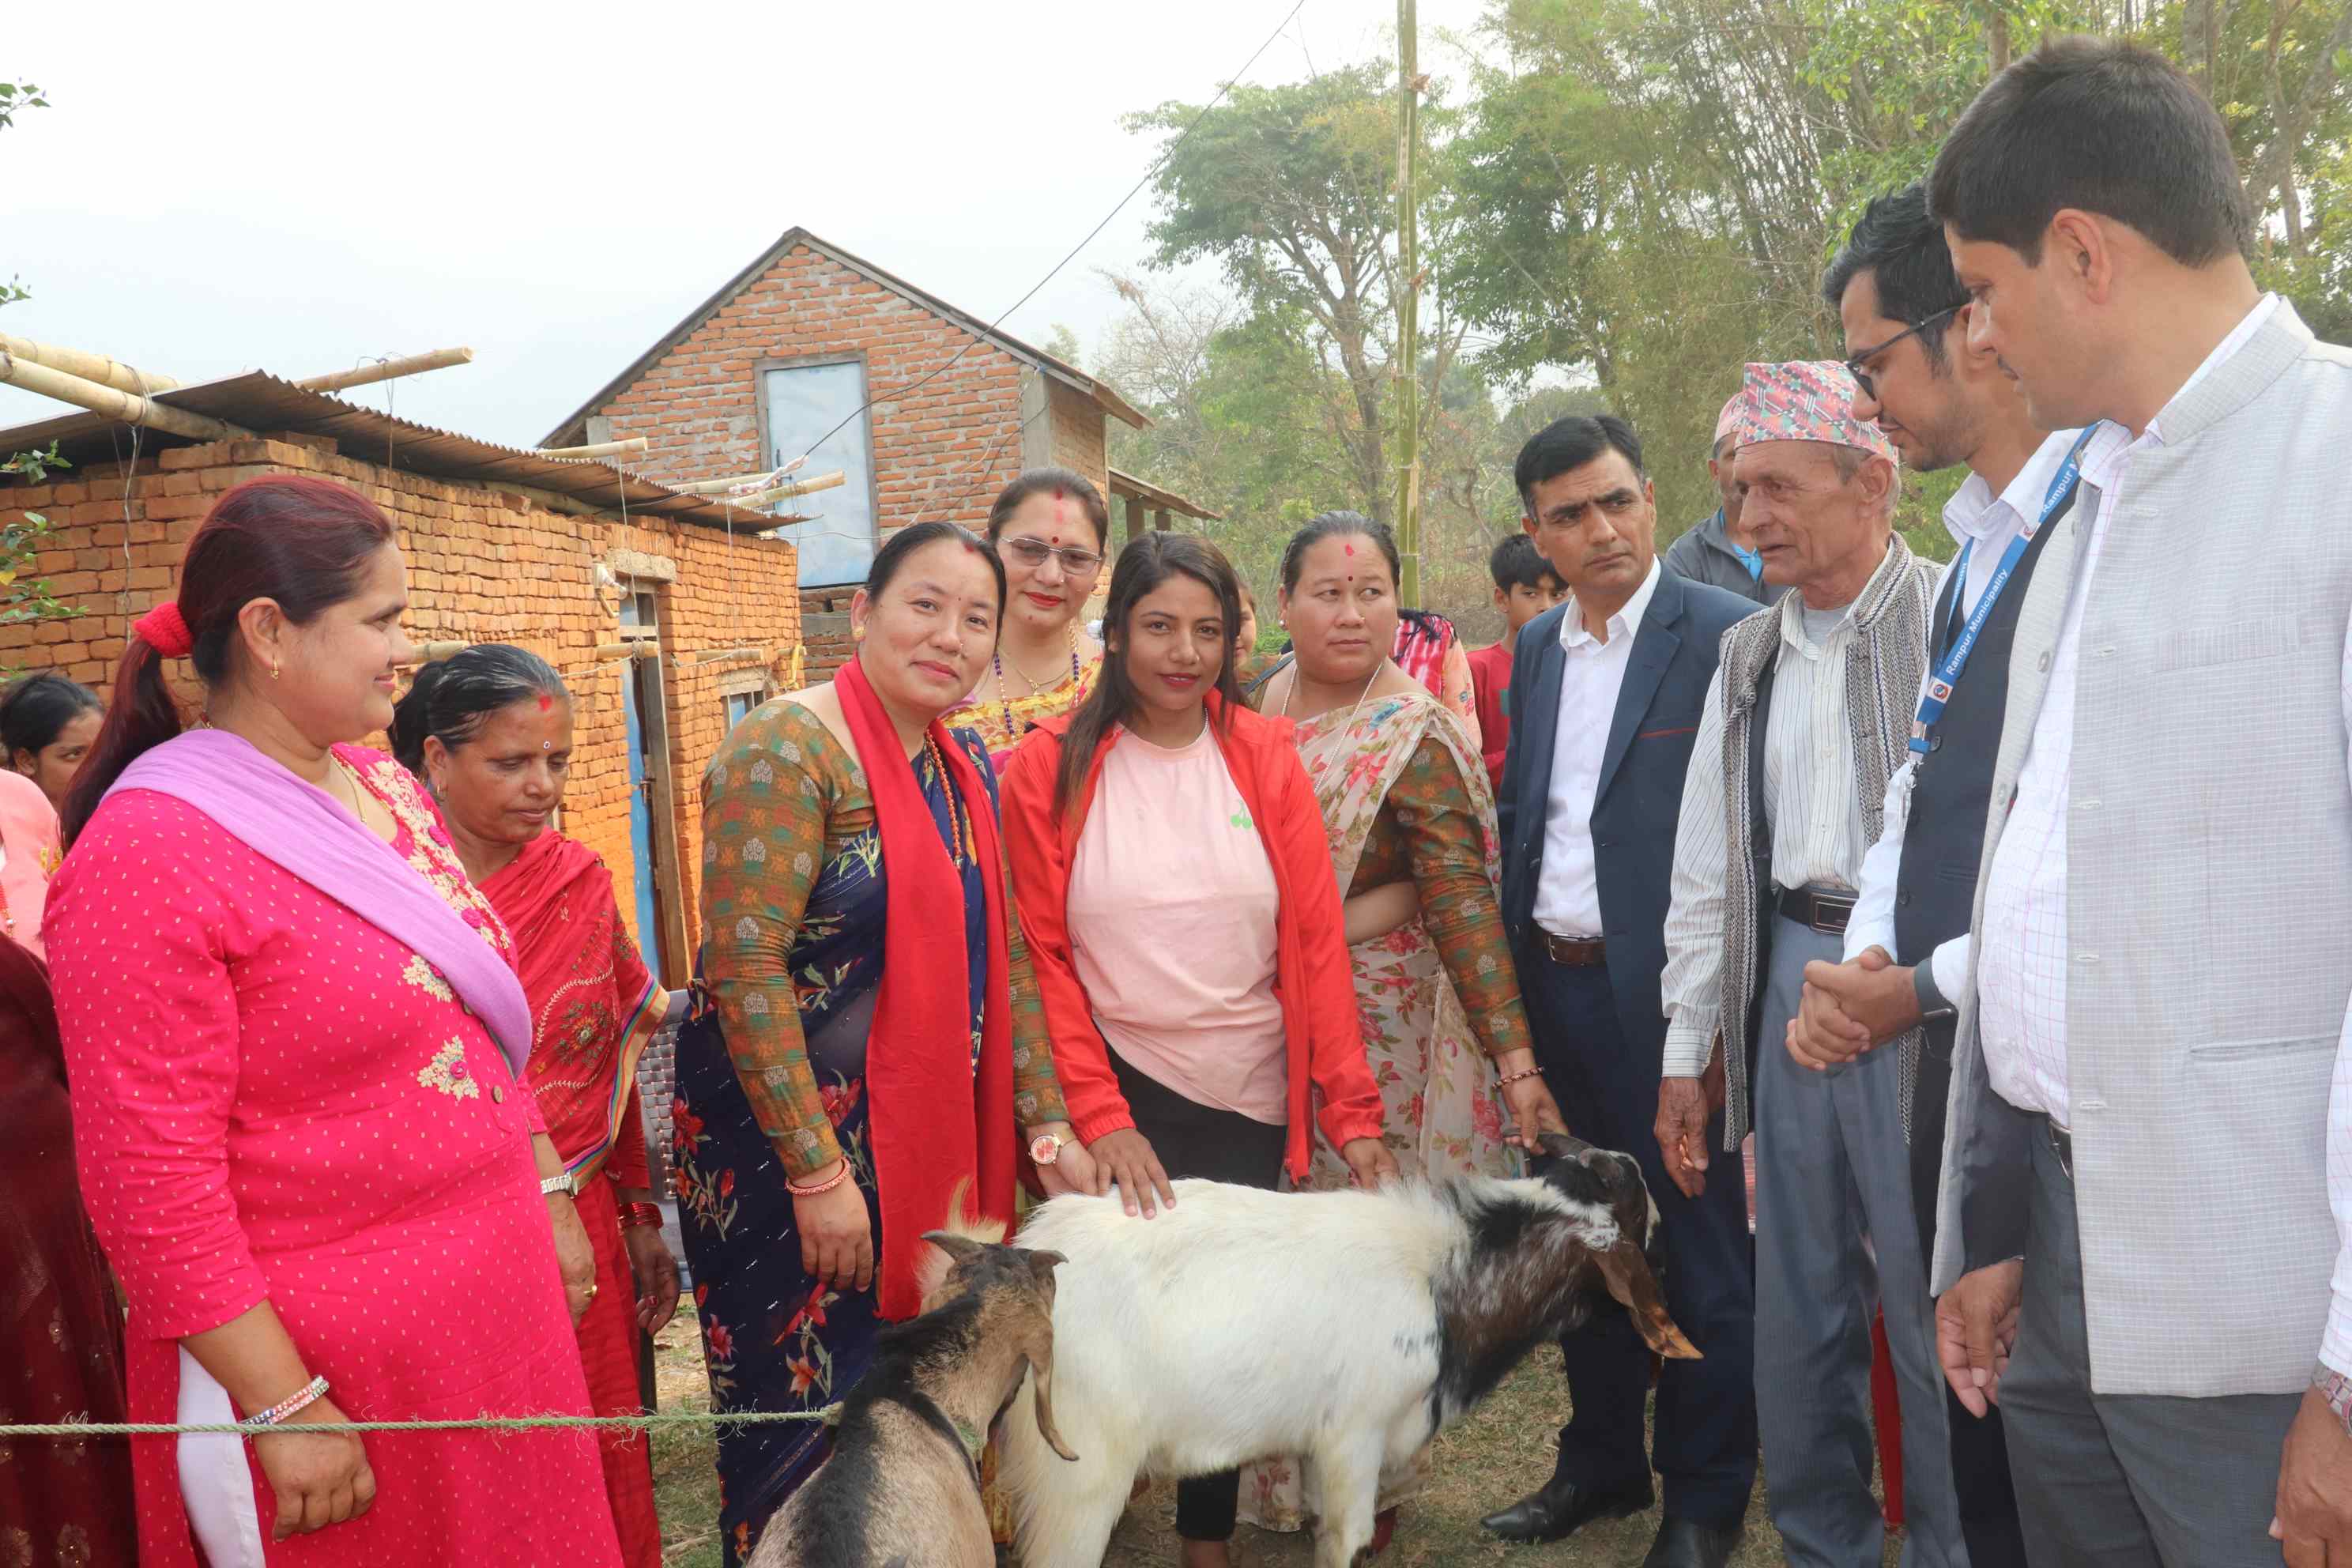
[
  {"xmin": 1843, "ymin": 428, "xmax": 2088, "ymax": 998},
  {"xmin": 1532, "ymin": 559, "xmax": 1661, "ymax": 937},
  {"xmin": 1975, "ymin": 294, "xmax": 2283, "ymax": 1126},
  {"xmin": 1660, "ymin": 549, "xmax": 1898, "ymax": 1076}
]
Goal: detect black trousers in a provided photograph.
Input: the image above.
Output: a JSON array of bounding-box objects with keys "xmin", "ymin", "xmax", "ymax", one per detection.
[
  {"xmin": 1912, "ymin": 1028, "xmax": 2030, "ymax": 1566},
  {"xmin": 1110, "ymin": 1050, "xmax": 1287, "ymax": 1543},
  {"xmin": 1523, "ymin": 956, "xmax": 1757, "ymax": 1528}
]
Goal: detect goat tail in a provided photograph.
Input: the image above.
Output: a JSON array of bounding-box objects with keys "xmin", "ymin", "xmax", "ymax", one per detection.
[{"xmin": 999, "ymin": 1373, "xmax": 1130, "ymax": 1568}]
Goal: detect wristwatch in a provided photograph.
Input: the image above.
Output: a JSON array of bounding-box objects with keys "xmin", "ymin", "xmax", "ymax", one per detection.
[
  {"xmin": 540, "ymin": 1172, "xmax": 576, "ymax": 1197},
  {"xmin": 1913, "ymin": 962, "xmax": 1958, "ymax": 1024},
  {"xmin": 1029, "ymin": 1132, "xmax": 1066, "ymax": 1167}
]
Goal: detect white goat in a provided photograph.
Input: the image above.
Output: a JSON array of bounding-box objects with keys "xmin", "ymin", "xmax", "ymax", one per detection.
[{"xmin": 997, "ymin": 1133, "xmax": 1696, "ymax": 1568}]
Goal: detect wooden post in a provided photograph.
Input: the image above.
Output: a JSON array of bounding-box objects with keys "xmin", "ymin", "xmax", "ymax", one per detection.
[
  {"xmin": 1153, "ymin": 507, "xmax": 1170, "ymax": 533},
  {"xmin": 1125, "ymin": 494, "xmax": 1148, "ymax": 544},
  {"xmin": 536, "ymin": 437, "xmax": 650, "ymax": 460},
  {"xmin": 0, "ymin": 334, "xmax": 179, "ymax": 396},
  {"xmin": 296, "ymin": 348, "xmax": 474, "ymax": 393},
  {"xmin": 0, "ymin": 352, "xmax": 244, "ymax": 441},
  {"xmin": 1393, "ymin": 0, "xmax": 1423, "ymax": 609}
]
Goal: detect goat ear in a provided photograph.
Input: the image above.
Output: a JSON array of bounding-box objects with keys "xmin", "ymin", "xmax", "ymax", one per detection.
[
  {"xmin": 1596, "ymin": 1239, "xmax": 1702, "ymax": 1361},
  {"xmin": 1027, "ymin": 1345, "xmax": 1080, "ymax": 1463},
  {"xmin": 1536, "ymin": 1131, "xmax": 1590, "ymax": 1163},
  {"xmin": 922, "ymin": 1231, "xmax": 986, "ymax": 1266},
  {"xmin": 1027, "ymin": 1249, "xmax": 1067, "ymax": 1280}
]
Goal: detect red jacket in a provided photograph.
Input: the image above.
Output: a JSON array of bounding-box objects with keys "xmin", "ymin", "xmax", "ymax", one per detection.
[
  {"xmin": 1467, "ymin": 640, "xmax": 1514, "ymax": 793},
  {"xmin": 997, "ymin": 695, "xmax": 1385, "ymax": 1181}
]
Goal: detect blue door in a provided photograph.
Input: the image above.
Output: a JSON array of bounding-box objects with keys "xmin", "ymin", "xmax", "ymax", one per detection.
[{"xmin": 622, "ymin": 662, "xmax": 665, "ymax": 977}]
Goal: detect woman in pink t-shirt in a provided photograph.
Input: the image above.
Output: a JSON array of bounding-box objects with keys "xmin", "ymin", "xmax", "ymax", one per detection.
[{"xmin": 999, "ymin": 531, "xmax": 1395, "ymax": 1568}]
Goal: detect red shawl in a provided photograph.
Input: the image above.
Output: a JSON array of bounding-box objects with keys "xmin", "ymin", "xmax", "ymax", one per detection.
[
  {"xmin": 0, "ymin": 940, "xmax": 138, "ymax": 1562},
  {"xmin": 479, "ymin": 831, "xmax": 665, "ymax": 1189},
  {"xmin": 834, "ymin": 655, "xmax": 1016, "ymax": 1321}
]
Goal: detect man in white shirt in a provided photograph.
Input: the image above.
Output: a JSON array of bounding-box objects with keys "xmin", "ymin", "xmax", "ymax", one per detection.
[
  {"xmin": 1792, "ymin": 180, "xmax": 2064, "ymax": 1567},
  {"xmin": 1487, "ymin": 416, "xmax": 1758, "ymax": 1568},
  {"xmin": 1913, "ymin": 36, "xmax": 2352, "ymax": 1565},
  {"xmin": 1652, "ymin": 362, "xmax": 1935, "ymax": 1568}
]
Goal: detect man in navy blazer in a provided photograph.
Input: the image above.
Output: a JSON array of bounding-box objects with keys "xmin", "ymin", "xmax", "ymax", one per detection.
[{"xmin": 1485, "ymin": 415, "xmax": 1758, "ymax": 1568}]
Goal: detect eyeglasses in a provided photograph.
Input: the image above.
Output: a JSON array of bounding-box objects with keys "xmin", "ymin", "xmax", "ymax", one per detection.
[
  {"xmin": 1000, "ymin": 537, "xmax": 1105, "ymax": 578},
  {"xmin": 1845, "ymin": 304, "xmax": 1962, "ymax": 401}
]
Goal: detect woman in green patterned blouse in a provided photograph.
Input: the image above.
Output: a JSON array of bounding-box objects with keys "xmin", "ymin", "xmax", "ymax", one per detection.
[
  {"xmin": 1242, "ymin": 511, "xmax": 1570, "ymax": 1541},
  {"xmin": 670, "ymin": 521, "xmax": 1090, "ymax": 1564}
]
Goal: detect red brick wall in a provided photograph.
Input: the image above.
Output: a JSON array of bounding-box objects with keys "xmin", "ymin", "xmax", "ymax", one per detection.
[
  {"xmin": 582, "ymin": 241, "xmax": 1129, "ymax": 680},
  {"xmin": 0, "ymin": 435, "xmax": 798, "ymax": 974}
]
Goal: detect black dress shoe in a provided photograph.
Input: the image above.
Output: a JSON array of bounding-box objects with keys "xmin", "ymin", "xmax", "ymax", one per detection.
[
  {"xmin": 1479, "ymin": 1473, "xmax": 1655, "ymax": 1543},
  {"xmin": 1639, "ymin": 1513, "xmax": 1743, "ymax": 1568}
]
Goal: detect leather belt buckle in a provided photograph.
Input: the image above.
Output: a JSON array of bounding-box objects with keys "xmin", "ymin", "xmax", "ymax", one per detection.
[
  {"xmin": 1776, "ymin": 886, "xmax": 1856, "ymax": 935},
  {"xmin": 1541, "ymin": 933, "xmax": 1607, "ymax": 967}
]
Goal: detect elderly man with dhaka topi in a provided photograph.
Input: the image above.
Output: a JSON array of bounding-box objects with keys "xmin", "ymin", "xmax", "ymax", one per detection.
[
  {"xmin": 1905, "ymin": 36, "xmax": 2352, "ymax": 1568},
  {"xmin": 1653, "ymin": 362, "xmax": 1939, "ymax": 1568}
]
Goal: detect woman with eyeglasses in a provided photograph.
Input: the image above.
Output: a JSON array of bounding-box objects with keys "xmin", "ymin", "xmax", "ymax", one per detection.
[{"xmin": 944, "ymin": 469, "xmax": 1108, "ymax": 765}]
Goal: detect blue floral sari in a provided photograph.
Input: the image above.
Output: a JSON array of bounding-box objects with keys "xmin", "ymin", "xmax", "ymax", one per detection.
[{"xmin": 673, "ymin": 727, "xmax": 991, "ymax": 1565}]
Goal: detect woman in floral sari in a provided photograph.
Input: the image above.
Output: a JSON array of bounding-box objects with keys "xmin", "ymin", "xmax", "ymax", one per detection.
[
  {"xmin": 672, "ymin": 522, "xmax": 1090, "ymax": 1565},
  {"xmin": 392, "ymin": 646, "xmax": 683, "ymax": 1568},
  {"xmin": 1242, "ymin": 512, "xmax": 1569, "ymax": 1545}
]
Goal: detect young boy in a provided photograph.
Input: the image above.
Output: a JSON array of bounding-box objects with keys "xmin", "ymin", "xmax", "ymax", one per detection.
[{"xmin": 1467, "ymin": 533, "xmax": 1567, "ymax": 791}]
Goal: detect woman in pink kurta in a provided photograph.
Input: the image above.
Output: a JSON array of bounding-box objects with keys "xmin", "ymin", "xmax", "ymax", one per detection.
[{"xmin": 47, "ymin": 474, "xmax": 620, "ymax": 1568}]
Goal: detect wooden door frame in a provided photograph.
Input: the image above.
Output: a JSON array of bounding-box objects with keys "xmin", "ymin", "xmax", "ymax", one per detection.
[{"xmin": 624, "ymin": 580, "xmax": 693, "ymax": 989}]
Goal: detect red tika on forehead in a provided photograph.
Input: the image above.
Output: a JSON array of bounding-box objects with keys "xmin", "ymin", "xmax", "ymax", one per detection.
[
  {"xmin": 1344, "ymin": 542, "xmax": 1355, "ymax": 556},
  {"xmin": 537, "ymin": 692, "xmax": 555, "ymax": 711}
]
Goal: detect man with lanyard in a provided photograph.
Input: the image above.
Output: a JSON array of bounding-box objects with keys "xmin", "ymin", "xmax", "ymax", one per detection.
[
  {"xmin": 1652, "ymin": 362, "xmax": 1936, "ymax": 1568},
  {"xmin": 1664, "ymin": 394, "xmax": 1780, "ymax": 605},
  {"xmin": 1794, "ymin": 181, "xmax": 2070, "ymax": 1566}
]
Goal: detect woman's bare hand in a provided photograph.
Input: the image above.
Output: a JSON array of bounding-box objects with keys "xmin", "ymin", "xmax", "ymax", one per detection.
[
  {"xmin": 253, "ymin": 1395, "xmax": 375, "ymax": 1541},
  {"xmin": 792, "ymin": 1164, "xmax": 873, "ymax": 1291},
  {"xmin": 1086, "ymin": 1127, "xmax": 1177, "ymax": 1218}
]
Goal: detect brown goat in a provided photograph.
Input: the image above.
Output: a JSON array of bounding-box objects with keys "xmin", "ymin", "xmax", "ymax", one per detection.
[{"xmin": 748, "ymin": 1219, "xmax": 1075, "ymax": 1568}]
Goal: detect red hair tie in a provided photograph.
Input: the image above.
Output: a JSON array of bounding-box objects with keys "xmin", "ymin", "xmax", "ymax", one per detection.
[{"xmin": 134, "ymin": 601, "xmax": 194, "ymax": 658}]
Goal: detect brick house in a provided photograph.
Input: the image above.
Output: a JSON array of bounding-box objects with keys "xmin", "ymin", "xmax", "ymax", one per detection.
[
  {"xmin": 0, "ymin": 373, "xmax": 799, "ymax": 993},
  {"xmin": 543, "ymin": 227, "xmax": 1216, "ymax": 677}
]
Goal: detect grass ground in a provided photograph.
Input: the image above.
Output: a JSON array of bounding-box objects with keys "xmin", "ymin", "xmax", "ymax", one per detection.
[{"xmin": 650, "ymin": 1304, "xmax": 1901, "ymax": 1566}]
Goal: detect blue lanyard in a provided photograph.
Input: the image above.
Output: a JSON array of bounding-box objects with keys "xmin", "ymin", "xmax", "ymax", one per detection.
[{"xmin": 1908, "ymin": 429, "xmax": 2094, "ymax": 756}]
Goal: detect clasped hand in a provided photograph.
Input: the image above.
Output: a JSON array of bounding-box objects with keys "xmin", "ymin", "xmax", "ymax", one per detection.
[{"xmin": 1785, "ymin": 945, "xmax": 1921, "ymax": 1072}]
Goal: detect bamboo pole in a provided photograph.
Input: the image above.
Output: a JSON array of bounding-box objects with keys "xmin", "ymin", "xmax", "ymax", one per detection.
[
  {"xmin": 0, "ymin": 352, "xmax": 243, "ymax": 441},
  {"xmin": 592, "ymin": 641, "xmax": 661, "ymax": 662},
  {"xmin": 0, "ymin": 334, "xmax": 180, "ymax": 397},
  {"xmin": 708, "ymin": 471, "xmax": 848, "ymax": 510},
  {"xmin": 296, "ymin": 348, "xmax": 474, "ymax": 394},
  {"xmin": 666, "ymin": 464, "xmax": 818, "ymax": 496},
  {"xmin": 536, "ymin": 438, "xmax": 649, "ymax": 460},
  {"xmin": 690, "ymin": 646, "xmax": 764, "ymax": 665}
]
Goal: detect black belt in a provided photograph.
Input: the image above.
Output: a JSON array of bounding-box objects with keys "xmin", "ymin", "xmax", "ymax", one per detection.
[
  {"xmin": 2045, "ymin": 1118, "xmax": 2074, "ymax": 1179},
  {"xmin": 1775, "ymin": 885, "xmax": 1856, "ymax": 935}
]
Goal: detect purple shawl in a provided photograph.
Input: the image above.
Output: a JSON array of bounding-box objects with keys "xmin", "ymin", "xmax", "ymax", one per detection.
[{"xmin": 106, "ymin": 729, "xmax": 534, "ymax": 1073}]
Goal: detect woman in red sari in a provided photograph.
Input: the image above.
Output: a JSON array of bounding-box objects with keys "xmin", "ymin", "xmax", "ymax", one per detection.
[
  {"xmin": 393, "ymin": 645, "xmax": 681, "ymax": 1568},
  {"xmin": 0, "ymin": 933, "xmax": 138, "ymax": 1566}
]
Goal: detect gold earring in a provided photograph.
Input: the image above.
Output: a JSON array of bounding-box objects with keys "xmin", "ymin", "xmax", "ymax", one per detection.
[{"xmin": 271, "ymin": 661, "xmax": 281, "ymax": 680}]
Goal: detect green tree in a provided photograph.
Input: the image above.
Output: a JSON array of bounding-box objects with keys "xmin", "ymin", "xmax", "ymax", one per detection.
[{"xmin": 0, "ymin": 77, "xmax": 79, "ymax": 648}]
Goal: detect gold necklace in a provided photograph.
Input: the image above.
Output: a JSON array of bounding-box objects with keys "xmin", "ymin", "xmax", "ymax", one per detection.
[{"xmin": 997, "ymin": 622, "xmax": 1081, "ymax": 694}]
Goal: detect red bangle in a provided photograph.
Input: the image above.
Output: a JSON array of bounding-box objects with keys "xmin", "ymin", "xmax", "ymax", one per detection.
[
  {"xmin": 787, "ymin": 1160, "xmax": 851, "ymax": 1197},
  {"xmin": 620, "ymin": 1202, "xmax": 665, "ymax": 1230}
]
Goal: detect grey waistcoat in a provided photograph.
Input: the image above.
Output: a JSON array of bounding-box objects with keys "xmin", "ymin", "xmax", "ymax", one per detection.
[{"xmin": 1932, "ymin": 302, "xmax": 2352, "ymax": 1397}]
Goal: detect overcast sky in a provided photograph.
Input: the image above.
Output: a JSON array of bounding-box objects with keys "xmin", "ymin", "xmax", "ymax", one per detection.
[{"xmin": 3, "ymin": 0, "xmax": 1494, "ymax": 449}]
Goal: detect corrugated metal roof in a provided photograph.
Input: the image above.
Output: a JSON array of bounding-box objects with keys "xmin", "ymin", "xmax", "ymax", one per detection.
[
  {"xmin": 538, "ymin": 227, "xmax": 1152, "ymax": 449},
  {"xmin": 0, "ymin": 371, "xmax": 797, "ymax": 533}
]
